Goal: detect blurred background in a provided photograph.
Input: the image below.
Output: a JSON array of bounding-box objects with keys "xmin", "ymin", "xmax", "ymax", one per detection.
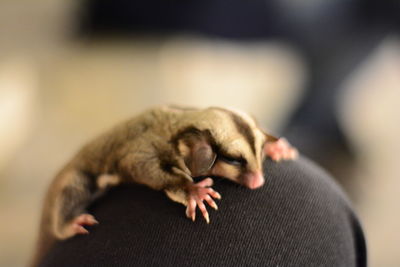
[{"xmin": 0, "ymin": 0, "xmax": 399, "ymax": 266}]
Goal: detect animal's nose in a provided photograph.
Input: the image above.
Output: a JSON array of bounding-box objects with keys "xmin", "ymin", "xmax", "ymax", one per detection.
[{"xmin": 243, "ymin": 171, "xmax": 265, "ymax": 189}]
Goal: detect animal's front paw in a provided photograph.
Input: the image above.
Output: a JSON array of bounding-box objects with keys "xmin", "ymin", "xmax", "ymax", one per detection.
[
  {"xmin": 186, "ymin": 178, "xmax": 221, "ymax": 223},
  {"xmin": 264, "ymin": 138, "xmax": 298, "ymax": 161}
]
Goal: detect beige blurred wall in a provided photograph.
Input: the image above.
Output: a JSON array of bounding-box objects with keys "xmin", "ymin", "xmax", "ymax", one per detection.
[{"xmin": 338, "ymin": 38, "xmax": 400, "ymax": 267}]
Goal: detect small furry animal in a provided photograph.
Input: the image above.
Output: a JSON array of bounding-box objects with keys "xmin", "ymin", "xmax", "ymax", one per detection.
[{"xmin": 31, "ymin": 105, "xmax": 297, "ymax": 266}]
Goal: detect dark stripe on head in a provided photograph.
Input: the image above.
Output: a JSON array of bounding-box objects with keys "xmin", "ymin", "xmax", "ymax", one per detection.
[{"xmin": 213, "ymin": 108, "xmax": 256, "ymax": 155}]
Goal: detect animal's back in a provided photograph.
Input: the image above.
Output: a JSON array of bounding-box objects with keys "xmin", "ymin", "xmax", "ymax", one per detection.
[{"xmin": 71, "ymin": 106, "xmax": 183, "ymax": 174}]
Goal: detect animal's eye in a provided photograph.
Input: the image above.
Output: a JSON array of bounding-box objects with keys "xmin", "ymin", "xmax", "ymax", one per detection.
[{"xmin": 219, "ymin": 155, "xmax": 246, "ymax": 166}]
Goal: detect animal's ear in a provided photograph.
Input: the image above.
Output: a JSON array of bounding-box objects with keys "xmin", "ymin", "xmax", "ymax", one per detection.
[
  {"xmin": 263, "ymin": 131, "xmax": 279, "ymax": 143},
  {"xmin": 262, "ymin": 131, "xmax": 279, "ymax": 151},
  {"xmin": 175, "ymin": 129, "xmax": 217, "ymax": 177}
]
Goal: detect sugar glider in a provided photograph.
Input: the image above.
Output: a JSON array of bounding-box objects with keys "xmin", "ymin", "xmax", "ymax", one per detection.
[{"xmin": 31, "ymin": 105, "xmax": 298, "ymax": 266}]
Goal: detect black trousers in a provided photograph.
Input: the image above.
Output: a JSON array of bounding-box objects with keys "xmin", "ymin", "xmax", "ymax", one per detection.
[{"xmin": 39, "ymin": 156, "xmax": 367, "ymax": 266}]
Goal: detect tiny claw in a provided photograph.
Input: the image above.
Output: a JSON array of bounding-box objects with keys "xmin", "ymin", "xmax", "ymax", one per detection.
[
  {"xmin": 72, "ymin": 224, "xmax": 89, "ymax": 235},
  {"xmin": 205, "ymin": 195, "xmax": 218, "ymax": 210},
  {"xmin": 204, "ymin": 213, "xmax": 210, "ymax": 224},
  {"xmin": 207, "ymin": 188, "xmax": 222, "ymax": 200},
  {"xmin": 290, "ymin": 148, "xmax": 299, "ymax": 159},
  {"xmin": 185, "ymin": 208, "xmax": 190, "ymax": 218}
]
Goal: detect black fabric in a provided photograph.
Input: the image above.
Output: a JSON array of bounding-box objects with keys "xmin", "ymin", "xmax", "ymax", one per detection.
[{"xmin": 40, "ymin": 156, "xmax": 367, "ymax": 266}]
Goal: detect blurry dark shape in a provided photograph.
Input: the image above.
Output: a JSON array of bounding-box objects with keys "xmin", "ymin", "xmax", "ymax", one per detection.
[
  {"xmin": 78, "ymin": 0, "xmax": 284, "ymax": 39},
  {"xmin": 360, "ymin": 0, "xmax": 400, "ymax": 30},
  {"xmin": 76, "ymin": 0, "xmax": 400, "ymax": 192}
]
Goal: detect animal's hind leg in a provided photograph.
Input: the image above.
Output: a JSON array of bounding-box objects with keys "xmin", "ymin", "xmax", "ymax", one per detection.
[{"xmin": 50, "ymin": 170, "xmax": 106, "ymax": 239}]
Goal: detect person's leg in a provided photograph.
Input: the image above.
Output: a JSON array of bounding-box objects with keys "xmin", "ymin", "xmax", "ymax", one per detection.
[{"xmin": 38, "ymin": 156, "xmax": 366, "ymax": 267}]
